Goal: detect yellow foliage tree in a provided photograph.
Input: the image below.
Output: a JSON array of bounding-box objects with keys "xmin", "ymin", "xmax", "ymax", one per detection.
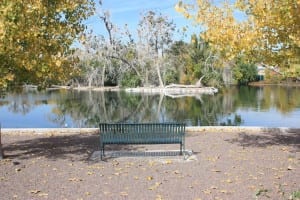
[
  {"xmin": 175, "ymin": 0, "xmax": 300, "ymax": 69},
  {"xmin": 0, "ymin": 0, "xmax": 95, "ymax": 88}
]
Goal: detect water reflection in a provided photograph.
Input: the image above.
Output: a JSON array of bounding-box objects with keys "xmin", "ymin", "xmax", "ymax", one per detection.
[{"xmin": 0, "ymin": 86, "xmax": 300, "ymax": 128}]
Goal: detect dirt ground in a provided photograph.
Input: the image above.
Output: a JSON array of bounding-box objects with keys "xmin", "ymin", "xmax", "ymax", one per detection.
[{"xmin": 0, "ymin": 129, "xmax": 299, "ymax": 200}]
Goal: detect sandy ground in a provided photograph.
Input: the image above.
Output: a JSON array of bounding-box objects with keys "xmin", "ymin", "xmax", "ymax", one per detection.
[{"xmin": 0, "ymin": 129, "xmax": 299, "ymax": 200}]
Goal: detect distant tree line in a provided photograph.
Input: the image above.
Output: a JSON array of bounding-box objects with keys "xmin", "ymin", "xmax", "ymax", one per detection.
[
  {"xmin": 1, "ymin": 0, "xmax": 298, "ymax": 90},
  {"xmin": 72, "ymin": 9, "xmax": 228, "ymax": 89}
]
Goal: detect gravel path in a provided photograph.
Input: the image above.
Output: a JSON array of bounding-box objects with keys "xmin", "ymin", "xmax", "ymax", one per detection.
[{"xmin": 0, "ymin": 129, "xmax": 299, "ymax": 200}]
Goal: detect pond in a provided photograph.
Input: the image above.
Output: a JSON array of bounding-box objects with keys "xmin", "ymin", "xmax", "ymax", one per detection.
[{"xmin": 0, "ymin": 86, "xmax": 300, "ymax": 128}]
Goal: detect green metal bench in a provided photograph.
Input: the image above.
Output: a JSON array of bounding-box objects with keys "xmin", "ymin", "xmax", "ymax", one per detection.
[{"xmin": 99, "ymin": 123, "xmax": 186, "ymax": 160}]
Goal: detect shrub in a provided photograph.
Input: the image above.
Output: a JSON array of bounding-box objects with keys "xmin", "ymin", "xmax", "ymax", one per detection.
[
  {"xmin": 233, "ymin": 62, "xmax": 257, "ymax": 85},
  {"xmin": 164, "ymin": 69, "xmax": 179, "ymax": 85},
  {"xmin": 120, "ymin": 72, "xmax": 142, "ymax": 88}
]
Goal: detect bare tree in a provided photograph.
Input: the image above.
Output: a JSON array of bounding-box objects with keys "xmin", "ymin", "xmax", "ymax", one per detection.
[
  {"xmin": 72, "ymin": 9, "xmax": 176, "ymax": 88},
  {"xmin": 137, "ymin": 11, "xmax": 175, "ymax": 87}
]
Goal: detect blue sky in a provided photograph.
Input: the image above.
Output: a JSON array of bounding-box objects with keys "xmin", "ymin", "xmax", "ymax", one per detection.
[{"xmin": 84, "ymin": 0, "xmax": 200, "ymax": 41}]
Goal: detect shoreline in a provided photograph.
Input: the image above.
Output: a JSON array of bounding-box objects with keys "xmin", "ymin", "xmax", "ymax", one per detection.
[
  {"xmin": 124, "ymin": 86, "xmax": 218, "ymax": 95},
  {"xmin": 66, "ymin": 86, "xmax": 219, "ymax": 95},
  {"xmin": 23, "ymin": 82, "xmax": 300, "ymax": 94},
  {"xmin": 2, "ymin": 126, "xmax": 299, "ymax": 136},
  {"xmin": 249, "ymin": 81, "xmax": 300, "ymax": 87}
]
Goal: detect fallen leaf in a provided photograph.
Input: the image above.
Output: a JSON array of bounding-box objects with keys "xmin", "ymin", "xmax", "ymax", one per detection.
[
  {"xmin": 165, "ymin": 160, "xmax": 173, "ymax": 164},
  {"xmin": 38, "ymin": 193, "xmax": 48, "ymax": 197},
  {"xmin": 148, "ymin": 161, "xmax": 156, "ymax": 167},
  {"xmin": 148, "ymin": 182, "xmax": 162, "ymax": 190},
  {"xmin": 120, "ymin": 191, "xmax": 128, "ymax": 196},
  {"xmin": 68, "ymin": 177, "xmax": 83, "ymax": 182},
  {"xmin": 211, "ymin": 169, "xmax": 221, "ymax": 172},
  {"xmin": 15, "ymin": 168, "xmax": 21, "ymax": 172},
  {"xmin": 288, "ymin": 157, "xmax": 295, "ymax": 162},
  {"xmin": 29, "ymin": 190, "xmax": 41, "ymax": 194},
  {"xmin": 112, "ymin": 160, "xmax": 119, "ymax": 166},
  {"xmin": 226, "ymin": 179, "xmax": 233, "ymax": 183},
  {"xmin": 280, "ymin": 147, "xmax": 288, "ymax": 152},
  {"xmin": 147, "ymin": 176, "xmax": 154, "ymax": 181},
  {"xmin": 202, "ymin": 189, "xmax": 211, "ymax": 194},
  {"xmin": 207, "ymin": 155, "xmax": 220, "ymax": 162},
  {"xmin": 186, "ymin": 156, "xmax": 197, "ymax": 161}
]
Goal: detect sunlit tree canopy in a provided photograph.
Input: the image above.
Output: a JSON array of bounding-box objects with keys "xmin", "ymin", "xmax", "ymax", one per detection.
[
  {"xmin": 175, "ymin": 0, "xmax": 300, "ymax": 68},
  {"xmin": 0, "ymin": 0, "xmax": 95, "ymax": 88}
]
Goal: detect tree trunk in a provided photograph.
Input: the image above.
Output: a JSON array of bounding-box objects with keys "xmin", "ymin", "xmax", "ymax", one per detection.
[
  {"xmin": 76, "ymin": 79, "xmax": 81, "ymax": 88},
  {"xmin": 101, "ymin": 66, "xmax": 106, "ymax": 87},
  {"xmin": 156, "ymin": 62, "xmax": 164, "ymax": 87},
  {"xmin": 88, "ymin": 76, "xmax": 93, "ymax": 88},
  {"xmin": 195, "ymin": 75, "xmax": 205, "ymax": 87},
  {"xmin": 145, "ymin": 69, "xmax": 149, "ymax": 87}
]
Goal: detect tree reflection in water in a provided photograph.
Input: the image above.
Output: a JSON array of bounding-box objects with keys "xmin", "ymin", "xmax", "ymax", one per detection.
[{"xmin": 0, "ymin": 86, "xmax": 300, "ymax": 128}]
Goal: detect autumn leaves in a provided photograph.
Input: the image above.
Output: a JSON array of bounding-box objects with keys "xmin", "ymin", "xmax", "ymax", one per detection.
[
  {"xmin": 0, "ymin": 1, "xmax": 95, "ymax": 88},
  {"xmin": 175, "ymin": 0, "xmax": 300, "ymax": 68}
]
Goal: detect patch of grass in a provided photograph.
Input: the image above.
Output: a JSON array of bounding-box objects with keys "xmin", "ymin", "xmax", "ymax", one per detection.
[
  {"xmin": 255, "ymin": 188, "xmax": 270, "ymax": 199},
  {"xmin": 289, "ymin": 190, "xmax": 300, "ymax": 200}
]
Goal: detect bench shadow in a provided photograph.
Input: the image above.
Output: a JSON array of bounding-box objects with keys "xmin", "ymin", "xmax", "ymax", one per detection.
[
  {"xmin": 3, "ymin": 134, "xmax": 140, "ymax": 162},
  {"xmin": 225, "ymin": 128, "xmax": 300, "ymax": 151},
  {"xmin": 91, "ymin": 150, "xmax": 192, "ymax": 162}
]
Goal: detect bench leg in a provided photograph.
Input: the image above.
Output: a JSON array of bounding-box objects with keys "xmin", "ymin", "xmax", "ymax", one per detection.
[
  {"xmin": 180, "ymin": 143, "xmax": 183, "ymax": 155},
  {"xmin": 100, "ymin": 145, "xmax": 105, "ymax": 160}
]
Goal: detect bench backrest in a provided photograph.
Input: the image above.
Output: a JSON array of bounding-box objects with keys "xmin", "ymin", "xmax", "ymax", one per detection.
[{"xmin": 99, "ymin": 123, "xmax": 185, "ymax": 144}]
